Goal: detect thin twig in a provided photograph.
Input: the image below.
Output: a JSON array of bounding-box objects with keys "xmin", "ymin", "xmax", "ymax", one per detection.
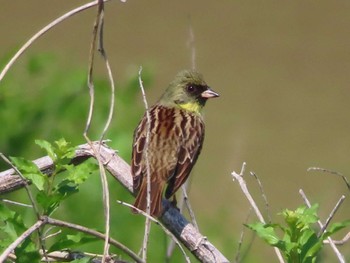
[
  {"xmin": 0, "ymin": 198, "xmax": 32, "ymax": 208},
  {"xmin": 84, "ymin": 141, "xmax": 112, "ymax": 263},
  {"xmin": 231, "ymin": 162, "xmax": 285, "ymax": 263},
  {"xmin": 299, "ymin": 189, "xmax": 345, "ymax": 263},
  {"xmin": 97, "ymin": 3, "xmax": 116, "ymax": 142},
  {"xmin": 43, "ymin": 216, "xmax": 144, "ymax": 263},
  {"xmin": 0, "ymin": 153, "xmax": 48, "ymax": 261},
  {"xmin": 307, "ymin": 167, "xmax": 350, "ymax": 191},
  {"xmin": 181, "ymin": 184, "xmax": 199, "ymax": 230},
  {"xmin": 42, "ymin": 228, "xmax": 62, "ymax": 241},
  {"xmin": 138, "ymin": 66, "xmax": 152, "ymax": 261},
  {"xmin": 83, "ymin": 1, "xmax": 112, "ymax": 262},
  {"xmin": 231, "ymin": 163, "xmax": 264, "ymax": 223},
  {"xmin": 39, "ymin": 250, "xmax": 117, "ymax": 262},
  {"xmin": 325, "ymin": 232, "xmax": 350, "ymax": 245},
  {"xmin": 250, "ymin": 171, "xmax": 271, "ymax": 223},
  {"xmin": 0, "ymin": 219, "xmax": 46, "ymax": 262},
  {"xmin": 166, "ymin": 182, "xmax": 198, "ymax": 262},
  {"xmin": 235, "ymin": 208, "xmax": 252, "ymax": 263},
  {"xmin": 84, "ymin": 0, "xmax": 101, "ymax": 136},
  {"xmin": 117, "ymin": 201, "xmax": 190, "ymax": 263},
  {"xmin": 0, "ymin": 0, "xmax": 111, "ymax": 84},
  {"xmin": 318, "ymin": 195, "xmax": 345, "ymax": 238},
  {"xmin": 0, "ymin": 142, "xmax": 230, "ymax": 262}
]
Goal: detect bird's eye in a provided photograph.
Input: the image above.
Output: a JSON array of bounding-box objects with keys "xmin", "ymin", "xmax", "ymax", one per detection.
[{"xmin": 186, "ymin": 85, "xmax": 196, "ymax": 93}]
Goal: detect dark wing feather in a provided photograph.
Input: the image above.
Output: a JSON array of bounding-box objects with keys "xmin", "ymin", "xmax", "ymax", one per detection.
[{"xmin": 165, "ymin": 115, "xmax": 205, "ymax": 199}]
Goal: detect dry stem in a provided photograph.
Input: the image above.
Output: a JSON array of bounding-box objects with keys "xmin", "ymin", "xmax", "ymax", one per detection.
[
  {"xmin": 299, "ymin": 189, "xmax": 345, "ymax": 263},
  {"xmin": 231, "ymin": 162, "xmax": 285, "ymax": 263}
]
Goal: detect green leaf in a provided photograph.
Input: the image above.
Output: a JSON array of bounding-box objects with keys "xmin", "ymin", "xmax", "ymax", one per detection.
[
  {"xmin": 299, "ymin": 230, "xmax": 322, "ymax": 261},
  {"xmin": 9, "ymin": 156, "xmax": 45, "ymax": 191},
  {"xmin": 10, "ymin": 156, "xmax": 40, "ymax": 174},
  {"xmin": 0, "ymin": 204, "xmax": 27, "ymax": 240},
  {"xmin": 15, "ymin": 238, "xmax": 41, "ymax": 263},
  {"xmin": 66, "ymin": 161, "xmax": 97, "ymax": 185},
  {"xmin": 35, "ymin": 139, "xmax": 56, "ymax": 161},
  {"xmin": 54, "ymin": 138, "xmax": 75, "ymax": 160},
  {"xmin": 246, "ymin": 223, "xmax": 286, "ymax": 250},
  {"xmin": 56, "ymin": 180, "xmax": 79, "ymax": 197},
  {"xmin": 48, "ymin": 232, "xmax": 98, "ymax": 252},
  {"xmin": 0, "ymin": 202, "xmax": 16, "ymax": 221},
  {"xmin": 322, "ymin": 219, "xmax": 350, "ymax": 239},
  {"xmin": 36, "ymin": 191, "xmax": 62, "ymax": 215},
  {"xmin": 24, "ymin": 173, "xmax": 45, "ymax": 191}
]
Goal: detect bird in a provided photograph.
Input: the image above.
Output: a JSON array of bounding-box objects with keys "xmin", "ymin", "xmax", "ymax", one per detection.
[{"xmin": 131, "ymin": 70, "xmax": 219, "ymax": 217}]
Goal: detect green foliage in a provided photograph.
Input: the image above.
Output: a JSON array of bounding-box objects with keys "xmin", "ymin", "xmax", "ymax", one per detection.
[
  {"xmin": 0, "ymin": 194, "xmax": 42, "ymax": 262},
  {"xmin": 0, "ymin": 203, "xmax": 27, "ymax": 248},
  {"xmin": 0, "ymin": 53, "xmax": 159, "ymax": 261},
  {"xmin": 0, "ymin": 138, "xmax": 99, "ymax": 261},
  {"xmin": 10, "ymin": 139, "xmax": 92, "ymax": 216},
  {"xmin": 48, "ymin": 232, "xmax": 98, "ymax": 253},
  {"xmin": 0, "ymin": 53, "xmax": 152, "ymax": 166},
  {"xmin": 246, "ymin": 204, "xmax": 350, "ymax": 263}
]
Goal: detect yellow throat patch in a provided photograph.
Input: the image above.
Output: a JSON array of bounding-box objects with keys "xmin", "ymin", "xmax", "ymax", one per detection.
[{"xmin": 178, "ymin": 102, "xmax": 202, "ymax": 113}]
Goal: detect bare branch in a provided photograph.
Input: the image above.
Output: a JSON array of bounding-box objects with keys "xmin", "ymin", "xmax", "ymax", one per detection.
[
  {"xmin": 307, "ymin": 167, "xmax": 350, "ymax": 191},
  {"xmin": 181, "ymin": 183, "xmax": 199, "ymax": 230},
  {"xmin": 318, "ymin": 195, "xmax": 345, "ymax": 238},
  {"xmin": 138, "ymin": 67, "xmax": 152, "ymax": 261},
  {"xmin": 43, "ymin": 216, "xmax": 143, "ymax": 263},
  {"xmin": 231, "ymin": 162, "xmax": 285, "ymax": 263},
  {"xmin": 118, "ymin": 201, "xmax": 190, "ymax": 263},
  {"xmin": 0, "ymin": 0, "xmax": 112, "ymax": 84},
  {"xmin": 0, "ymin": 142, "xmax": 229, "ymax": 263},
  {"xmin": 0, "ymin": 219, "xmax": 46, "ymax": 262},
  {"xmin": 299, "ymin": 189, "xmax": 345, "ymax": 263},
  {"xmin": 235, "ymin": 209, "xmax": 252, "ymax": 263},
  {"xmin": 0, "ymin": 198, "xmax": 32, "ymax": 208},
  {"xmin": 250, "ymin": 171, "xmax": 271, "ymax": 223},
  {"xmin": 97, "ymin": 3, "xmax": 116, "ymax": 142},
  {"xmin": 0, "ymin": 153, "xmax": 48, "ymax": 260},
  {"xmin": 166, "ymin": 182, "xmax": 197, "ymax": 261},
  {"xmin": 83, "ymin": 1, "xmax": 114, "ymax": 261},
  {"xmin": 325, "ymin": 232, "xmax": 350, "ymax": 246}
]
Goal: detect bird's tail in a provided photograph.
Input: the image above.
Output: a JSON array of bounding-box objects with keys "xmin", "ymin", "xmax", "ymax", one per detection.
[{"xmin": 133, "ymin": 181, "xmax": 164, "ymax": 217}]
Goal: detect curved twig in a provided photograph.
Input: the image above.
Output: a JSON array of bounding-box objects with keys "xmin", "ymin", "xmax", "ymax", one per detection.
[{"xmin": 0, "ymin": 0, "xmax": 111, "ymax": 84}]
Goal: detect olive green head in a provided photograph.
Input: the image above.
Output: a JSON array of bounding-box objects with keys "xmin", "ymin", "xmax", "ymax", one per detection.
[{"xmin": 159, "ymin": 70, "xmax": 219, "ymax": 113}]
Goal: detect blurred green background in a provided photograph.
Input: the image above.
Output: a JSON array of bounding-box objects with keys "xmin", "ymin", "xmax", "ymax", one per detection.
[{"xmin": 1, "ymin": 1, "xmax": 349, "ymax": 262}]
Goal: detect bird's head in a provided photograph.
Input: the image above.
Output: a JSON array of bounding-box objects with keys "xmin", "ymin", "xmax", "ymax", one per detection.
[{"xmin": 159, "ymin": 70, "xmax": 219, "ymax": 113}]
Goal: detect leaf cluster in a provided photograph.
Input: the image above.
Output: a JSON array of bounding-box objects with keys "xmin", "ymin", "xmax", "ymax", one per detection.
[
  {"xmin": 246, "ymin": 204, "xmax": 350, "ymax": 263},
  {"xmin": 1, "ymin": 139, "xmax": 99, "ymax": 262}
]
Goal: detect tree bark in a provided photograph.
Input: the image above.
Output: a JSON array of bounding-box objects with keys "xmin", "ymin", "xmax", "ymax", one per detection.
[{"xmin": 0, "ymin": 141, "xmax": 229, "ymax": 263}]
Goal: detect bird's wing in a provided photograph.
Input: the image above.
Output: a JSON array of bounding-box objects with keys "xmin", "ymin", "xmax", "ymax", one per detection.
[
  {"xmin": 131, "ymin": 114, "xmax": 147, "ymax": 192},
  {"xmin": 132, "ymin": 106, "xmax": 180, "ymax": 192},
  {"xmin": 165, "ymin": 118, "xmax": 205, "ymax": 199}
]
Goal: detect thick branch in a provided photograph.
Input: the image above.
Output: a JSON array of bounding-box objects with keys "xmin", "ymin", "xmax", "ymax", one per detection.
[{"xmin": 0, "ymin": 141, "xmax": 229, "ymax": 263}]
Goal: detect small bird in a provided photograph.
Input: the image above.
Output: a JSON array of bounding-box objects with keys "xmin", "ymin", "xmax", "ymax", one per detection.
[{"xmin": 131, "ymin": 70, "xmax": 219, "ymax": 217}]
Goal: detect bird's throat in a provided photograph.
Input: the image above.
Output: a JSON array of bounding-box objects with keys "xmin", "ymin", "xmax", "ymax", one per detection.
[{"xmin": 177, "ymin": 102, "xmax": 202, "ymax": 113}]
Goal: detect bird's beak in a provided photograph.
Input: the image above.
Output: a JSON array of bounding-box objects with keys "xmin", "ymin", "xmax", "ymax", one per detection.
[{"xmin": 201, "ymin": 88, "xmax": 219, "ymax": 99}]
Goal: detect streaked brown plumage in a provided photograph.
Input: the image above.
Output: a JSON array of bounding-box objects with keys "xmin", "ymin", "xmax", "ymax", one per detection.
[{"xmin": 131, "ymin": 70, "xmax": 219, "ymax": 217}]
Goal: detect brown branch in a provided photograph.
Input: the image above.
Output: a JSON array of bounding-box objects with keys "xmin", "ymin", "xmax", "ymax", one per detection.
[
  {"xmin": 231, "ymin": 162, "xmax": 285, "ymax": 263},
  {"xmin": 0, "ymin": 215, "xmax": 142, "ymax": 263},
  {"xmin": 0, "ymin": 0, "xmax": 112, "ymax": 83},
  {"xmin": 0, "ymin": 141, "xmax": 229, "ymax": 263},
  {"xmin": 0, "ymin": 219, "xmax": 46, "ymax": 262},
  {"xmin": 43, "ymin": 216, "xmax": 143, "ymax": 263}
]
